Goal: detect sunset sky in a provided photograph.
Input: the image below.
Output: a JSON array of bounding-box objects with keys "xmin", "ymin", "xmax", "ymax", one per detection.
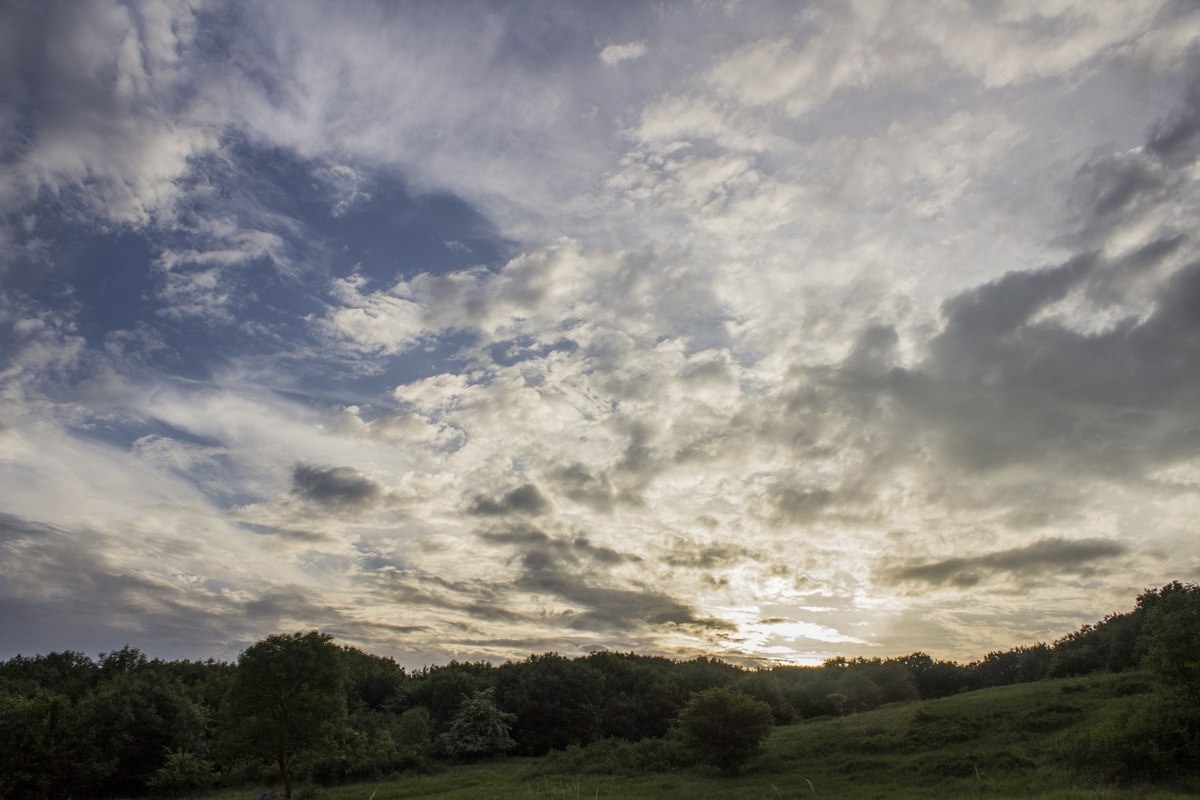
[{"xmin": 2, "ymin": 0, "xmax": 1199, "ymax": 668}]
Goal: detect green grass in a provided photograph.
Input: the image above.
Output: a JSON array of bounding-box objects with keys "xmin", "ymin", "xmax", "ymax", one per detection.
[{"xmin": 184, "ymin": 673, "xmax": 1198, "ymax": 800}]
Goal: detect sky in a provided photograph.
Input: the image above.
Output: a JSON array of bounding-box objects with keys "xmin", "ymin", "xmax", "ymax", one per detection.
[{"xmin": 1, "ymin": 0, "xmax": 1199, "ymax": 669}]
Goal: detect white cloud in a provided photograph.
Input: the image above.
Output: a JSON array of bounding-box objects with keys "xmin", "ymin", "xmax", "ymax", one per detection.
[
  {"xmin": 0, "ymin": 0, "xmax": 219, "ymax": 228},
  {"xmin": 599, "ymin": 41, "xmax": 647, "ymax": 66}
]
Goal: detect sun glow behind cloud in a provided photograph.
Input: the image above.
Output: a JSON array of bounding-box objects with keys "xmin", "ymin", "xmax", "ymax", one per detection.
[{"xmin": 1, "ymin": 0, "xmax": 1199, "ymax": 667}]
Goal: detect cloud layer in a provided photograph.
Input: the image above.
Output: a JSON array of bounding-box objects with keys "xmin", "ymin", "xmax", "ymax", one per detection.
[{"xmin": 1, "ymin": 0, "xmax": 1198, "ymax": 666}]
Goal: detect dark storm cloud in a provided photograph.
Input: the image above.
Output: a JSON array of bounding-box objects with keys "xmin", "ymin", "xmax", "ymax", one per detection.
[
  {"xmin": 292, "ymin": 464, "xmax": 383, "ymax": 508},
  {"xmin": 880, "ymin": 537, "xmax": 1129, "ymax": 589},
  {"xmin": 468, "ymin": 482, "xmax": 550, "ymax": 516}
]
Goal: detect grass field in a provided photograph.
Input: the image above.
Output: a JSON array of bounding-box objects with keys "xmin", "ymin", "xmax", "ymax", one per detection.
[{"xmin": 182, "ymin": 673, "xmax": 1198, "ymax": 800}]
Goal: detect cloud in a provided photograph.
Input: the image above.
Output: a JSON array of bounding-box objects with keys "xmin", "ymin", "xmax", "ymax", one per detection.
[
  {"xmin": 599, "ymin": 41, "xmax": 646, "ymax": 66},
  {"xmin": 515, "ymin": 547, "xmax": 727, "ymax": 633},
  {"xmin": 0, "ymin": 0, "xmax": 218, "ymax": 228},
  {"xmin": 468, "ymin": 483, "xmax": 550, "ymax": 516},
  {"xmin": 880, "ymin": 537, "xmax": 1130, "ymax": 589},
  {"xmin": 292, "ymin": 464, "xmax": 383, "ymax": 509},
  {"xmin": 3, "ymin": 1, "xmax": 1200, "ymax": 668}
]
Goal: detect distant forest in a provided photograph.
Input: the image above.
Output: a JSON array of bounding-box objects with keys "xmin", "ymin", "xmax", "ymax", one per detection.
[{"xmin": 2, "ymin": 582, "xmax": 1197, "ymax": 798}]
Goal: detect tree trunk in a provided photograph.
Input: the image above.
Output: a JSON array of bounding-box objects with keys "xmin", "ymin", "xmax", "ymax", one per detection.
[{"xmin": 278, "ymin": 754, "xmax": 292, "ymax": 799}]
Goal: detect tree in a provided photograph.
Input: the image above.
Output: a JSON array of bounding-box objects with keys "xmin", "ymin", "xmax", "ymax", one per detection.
[
  {"xmin": 440, "ymin": 688, "xmax": 516, "ymax": 759},
  {"xmin": 221, "ymin": 631, "xmax": 347, "ymax": 799},
  {"xmin": 677, "ymin": 687, "xmax": 773, "ymax": 775},
  {"xmin": 74, "ymin": 664, "xmax": 208, "ymax": 796},
  {"xmin": 495, "ymin": 654, "xmax": 603, "ymax": 754},
  {"xmin": 1141, "ymin": 582, "xmax": 1200, "ymax": 701}
]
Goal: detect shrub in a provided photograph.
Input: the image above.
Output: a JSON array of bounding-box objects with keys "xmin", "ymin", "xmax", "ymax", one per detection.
[{"xmin": 146, "ymin": 749, "xmax": 218, "ymax": 795}]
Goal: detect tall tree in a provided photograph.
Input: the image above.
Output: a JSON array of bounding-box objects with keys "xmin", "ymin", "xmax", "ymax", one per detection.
[{"xmin": 221, "ymin": 631, "xmax": 346, "ymax": 799}]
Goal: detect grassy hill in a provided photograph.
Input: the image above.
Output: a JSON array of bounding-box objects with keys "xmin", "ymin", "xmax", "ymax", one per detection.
[{"xmin": 184, "ymin": 671, "xmax": 1197, "ymax": 800}]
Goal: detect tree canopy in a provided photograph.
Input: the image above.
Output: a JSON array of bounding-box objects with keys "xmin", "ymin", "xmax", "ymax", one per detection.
[
  {"xmin": 221, "ymin": 631, "xmax": 347, "ymax": 799},
  {"xmin": 677, "ymin": 687, "xmax": 774, "ymax": 775}
]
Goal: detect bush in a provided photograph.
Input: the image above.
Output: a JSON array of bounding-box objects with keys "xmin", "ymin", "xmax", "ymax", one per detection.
[
  {"xmin": 677, "ymin": 687, "xmax": 774, "ymax": 775},
  {"xmin": 146, "ymin": 749, "xmax": 218, "ymax": 795},
  {"xmin": 439, "ymin": 688, "xmax": 516, "ymax": 760},
  {"xmin": 1070, "ymin": 691, "xmax": 1200, "ymax": 780}
]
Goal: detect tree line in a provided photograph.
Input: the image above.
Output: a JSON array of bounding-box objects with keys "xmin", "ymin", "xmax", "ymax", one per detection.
[{"xmin": 1, "ymin": 582, "xmax": 1197, "ymax": 798}]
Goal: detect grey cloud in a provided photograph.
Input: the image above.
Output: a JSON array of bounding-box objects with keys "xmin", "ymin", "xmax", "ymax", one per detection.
[
  {"xmin": 479, "ymin": 526, "xmax": 552, "ymax": 547},
  {"xmin": 910, "ymin": 255, "xmax": 1200, "ymax": 477},
  {"xmin": 767, "ymin": 485, "xmax": 836, "ymax": 526},
  {"xmin": 881, "ymin": 537, "xmax": 1129, "ymax": 589},
  {"xmin": 1147, "ymin": 64, "xmax": 1200, "ymax": 168},
  {"xmin": 682, "ymin": 356, "xmax": 734, "ymax": 386},
  {"xmin": 468, "ymin": 482, "xmax": 550, "ymax": 516},
  {"xmin": 571, "ymin": 536, "xmax": 630, "ymax": 565},
  {"xmin": 843, "ymin": 324, "xmax": 900, "ymax": 377},
  {"xmin": 516, "ymin": 548, "xmax": 728, "ymax": 633},
  {"xmin": 615, "ymin": 420, "xmax": 658, "ymax": 476},
  {"xmin": 0, "ymin": 517, "xmax": 355, "ymax": 660},
  {"xmin": 292, "ymin": 464, "xmax": 383, "ymax": 508},
  {"xmin": 477, "ymin": 524, "xmax": 637, "ymax": 566},
  {"xmin": 932, "ymin": 256, "xmax": 1093, "ymax": 369},
  {"xmin": 550, "ymin": 462, "xmax": 619, "ymax": 512},
  {"xmin": 362, "ymin": 563, "xmax": 534, "ymax": 625},
  {"xmin": 662, "ymin": 541, "xmax": 758, "ymax": 569}
]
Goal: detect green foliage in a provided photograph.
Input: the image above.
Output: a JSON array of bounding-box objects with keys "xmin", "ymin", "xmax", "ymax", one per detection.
[
  {"xmin": 440, "ymin": 688, "xmax": 516, "ymax": 759},
  {"xmin": 495, "ymin": 654, "xmax": 604, "ymax": 755},
  {"xmin": 146, "ymin": 748, "xmax": 218, "ymax": 795},
  {"xmin": 677, "ymin": 687, "xmax": 773, "ymax": 775},
  {"xmin": 74, "ymin": 659, "xmax": 209, "ymax": 796},
  {"xmin": 587, "ymin": 651, "xmax": 691, "ymax": 741},
  {"xmin": 1141, "ymin": 581, "xmax": 1200, "ymax": 700},
  {"xmin": 541, "ymin": 735, "xmax": 697, "ymax": 775},
  {"xmin": 407, "ymin": 660, "xmax": 496, "ymax": 732},
  {"xmin": 0, "ymin": 681, "xmax": 77, "ymax": 798},
  {"xmin": 0, "ymin": 650, "xmax": 98, "ymax": 701},
  {"xmin": 220, "ymin": 631, "xmax": 347, "ymax": 799},
  {"xmin": 340, "ymin": 645, "xmax": 407, "ymax": 712},
  {"xmin": 1068, "ymin": 689, "xmax": 1200, "ymax": 780}
]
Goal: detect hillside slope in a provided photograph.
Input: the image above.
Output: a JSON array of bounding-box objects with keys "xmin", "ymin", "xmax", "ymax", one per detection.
[{"xmin": 188, "ymin": 671, "xmax": 1197, "ymax": 800}]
